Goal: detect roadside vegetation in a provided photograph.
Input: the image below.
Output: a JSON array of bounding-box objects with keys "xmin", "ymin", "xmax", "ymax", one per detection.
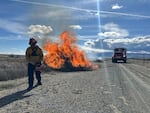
[
  {"xmin": 0, "ymin": 54, "xmax": 27, "ymax": 81},
  {"xmin": 0, "ymin": 54, "xmax": 149, "ymax": 81}
]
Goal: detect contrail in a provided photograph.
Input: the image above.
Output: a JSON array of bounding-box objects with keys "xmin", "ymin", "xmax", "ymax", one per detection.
[
  {"xmin": 11, "ymin": 0, "xmax": 150, "ymax": 19},
  {"xmin": 100, "ymin": 10, "xmax": 150, "ymax": 19}
]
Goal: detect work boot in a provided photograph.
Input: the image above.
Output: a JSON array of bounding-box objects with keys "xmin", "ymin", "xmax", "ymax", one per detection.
[
  {"xmin": 37, "ymin": 82, "xmax": 42, "ymax": 86},
  {"xmin": 27, "ymin": 86, "xmax": 33, "ymax": 91}
]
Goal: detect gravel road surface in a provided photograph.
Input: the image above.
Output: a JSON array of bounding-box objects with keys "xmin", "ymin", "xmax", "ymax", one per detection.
[{"xmin": 0, "ymin": 59, "xmax": 150, "ymax": 113}]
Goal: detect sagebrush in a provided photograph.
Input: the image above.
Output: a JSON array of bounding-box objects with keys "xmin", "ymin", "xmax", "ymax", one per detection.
[{"xmin": 0, "ymin": 54, "xmax": 27, "ymax": 81}]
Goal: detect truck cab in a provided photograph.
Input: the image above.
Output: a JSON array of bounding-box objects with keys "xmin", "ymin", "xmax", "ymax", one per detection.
[{"xmin": 112, "ymin": 48, "xmax": 127, "ymax": 63}]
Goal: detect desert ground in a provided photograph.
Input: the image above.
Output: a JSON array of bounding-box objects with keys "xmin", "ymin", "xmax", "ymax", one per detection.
[{"xmin": 0, "ymin": 55, "xmax": 150, "ymax": 113}]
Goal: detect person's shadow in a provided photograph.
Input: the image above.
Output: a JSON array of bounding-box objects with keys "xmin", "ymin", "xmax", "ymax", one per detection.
[{"xmin": 0, "ymin": 86, "xmax": 38, "ymax": 108}]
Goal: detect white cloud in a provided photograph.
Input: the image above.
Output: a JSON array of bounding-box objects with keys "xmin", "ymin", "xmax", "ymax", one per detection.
[
  {"xmin": 0, "ymin": 19, "xmax": 27, "ymax": 35},
  {"xmin": 69, "ymin": 25, "xmax": 82, "ymax": 30},
  {"xmin": 77, "ymin": 35, "xmax": 98, "ymax": 41},
  {"xmin": 82, "ymin": 34, "xmax": 150, "ymax": 56},
  {"xmin": 105, "ymin": 36, "xmax": 150, "ymax": 44},
  {"xmin": 28, "ymin": 25, "xmax": 53, "ymax": 35},
  {"xmin": 84, "ymin": 40, "xmax": 95, "ymax": 47},
  {"xmin": 79, "ymin": 45, "xmax": 112, "ymax": 53},
  {"xmin": 98, "ymin": 32, "xmax": 121, "ymax": 38},
  {"xmin": 112, "ymin": 4, "xmax": 123, "ymax": 10},
  {"xmin": 99, "ymin": 23, "xmax": 129, "ymax": 38}
]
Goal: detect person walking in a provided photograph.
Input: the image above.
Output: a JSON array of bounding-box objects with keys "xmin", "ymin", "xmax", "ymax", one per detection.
[{"xmin": 25, "ymin": 38, "xmax": 43, "ymax": 91}]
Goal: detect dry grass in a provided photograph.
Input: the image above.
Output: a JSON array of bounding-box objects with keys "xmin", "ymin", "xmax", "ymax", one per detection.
[{"xmin": 0, "ymin": 54, "xmax": 27, "ymax": 81}]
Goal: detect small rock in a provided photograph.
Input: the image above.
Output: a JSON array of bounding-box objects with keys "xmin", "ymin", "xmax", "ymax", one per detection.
[{"xmin": 72, "ymin": 89, "xmax": 82, "ymax": 94}]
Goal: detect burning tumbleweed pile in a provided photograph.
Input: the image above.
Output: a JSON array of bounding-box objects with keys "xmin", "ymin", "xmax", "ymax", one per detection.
[{"xmin": 42, "ymin": 31, "xmax": 100, "ymax": 71}]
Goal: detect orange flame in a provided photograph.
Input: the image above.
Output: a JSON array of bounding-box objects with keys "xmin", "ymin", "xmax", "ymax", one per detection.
[{"xmin": 43, "ymin": 31, "xmax": 91, "ymax": 69}]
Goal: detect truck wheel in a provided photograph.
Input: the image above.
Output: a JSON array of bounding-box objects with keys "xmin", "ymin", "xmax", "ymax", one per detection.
[
  {"xmin": 124, "ymin": 60, "xmax": 126, "ymax": 63},
  {"xmin": 112, "ymin": 59, "xmax": 114, "ymax": 63}
]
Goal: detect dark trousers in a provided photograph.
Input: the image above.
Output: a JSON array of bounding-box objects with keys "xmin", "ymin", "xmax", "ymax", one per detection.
[{"xmin": 28, "ymin": 63, "xmax": 41, "ymax": 88}]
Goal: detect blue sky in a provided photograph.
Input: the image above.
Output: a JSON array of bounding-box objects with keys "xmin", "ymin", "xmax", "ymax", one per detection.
[{"xmin": 0, "ymin": 0, "xmax": 150, "ymax": 57}]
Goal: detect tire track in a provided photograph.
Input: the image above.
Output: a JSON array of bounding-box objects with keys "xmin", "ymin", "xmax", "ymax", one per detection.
[
  {"xmin": 119, "ymin": 64, "xmax": 150, "ymax": 113},
  {"xmin": 106, "ymin": 63, "xmax": 137, "ymax": 113},
  {"xmin": 125, "ymin": 63, "xmax": 150, "ymax": 78}
]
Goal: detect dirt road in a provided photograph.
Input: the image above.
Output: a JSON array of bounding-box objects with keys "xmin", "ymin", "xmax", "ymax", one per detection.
[
  {"xmin": 102, "ymin": 60, "xmax": 150, "ymax": 113},
  {"xmin": 0, "ymin": 59, "xmax": 150, "ymax": 113}
]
